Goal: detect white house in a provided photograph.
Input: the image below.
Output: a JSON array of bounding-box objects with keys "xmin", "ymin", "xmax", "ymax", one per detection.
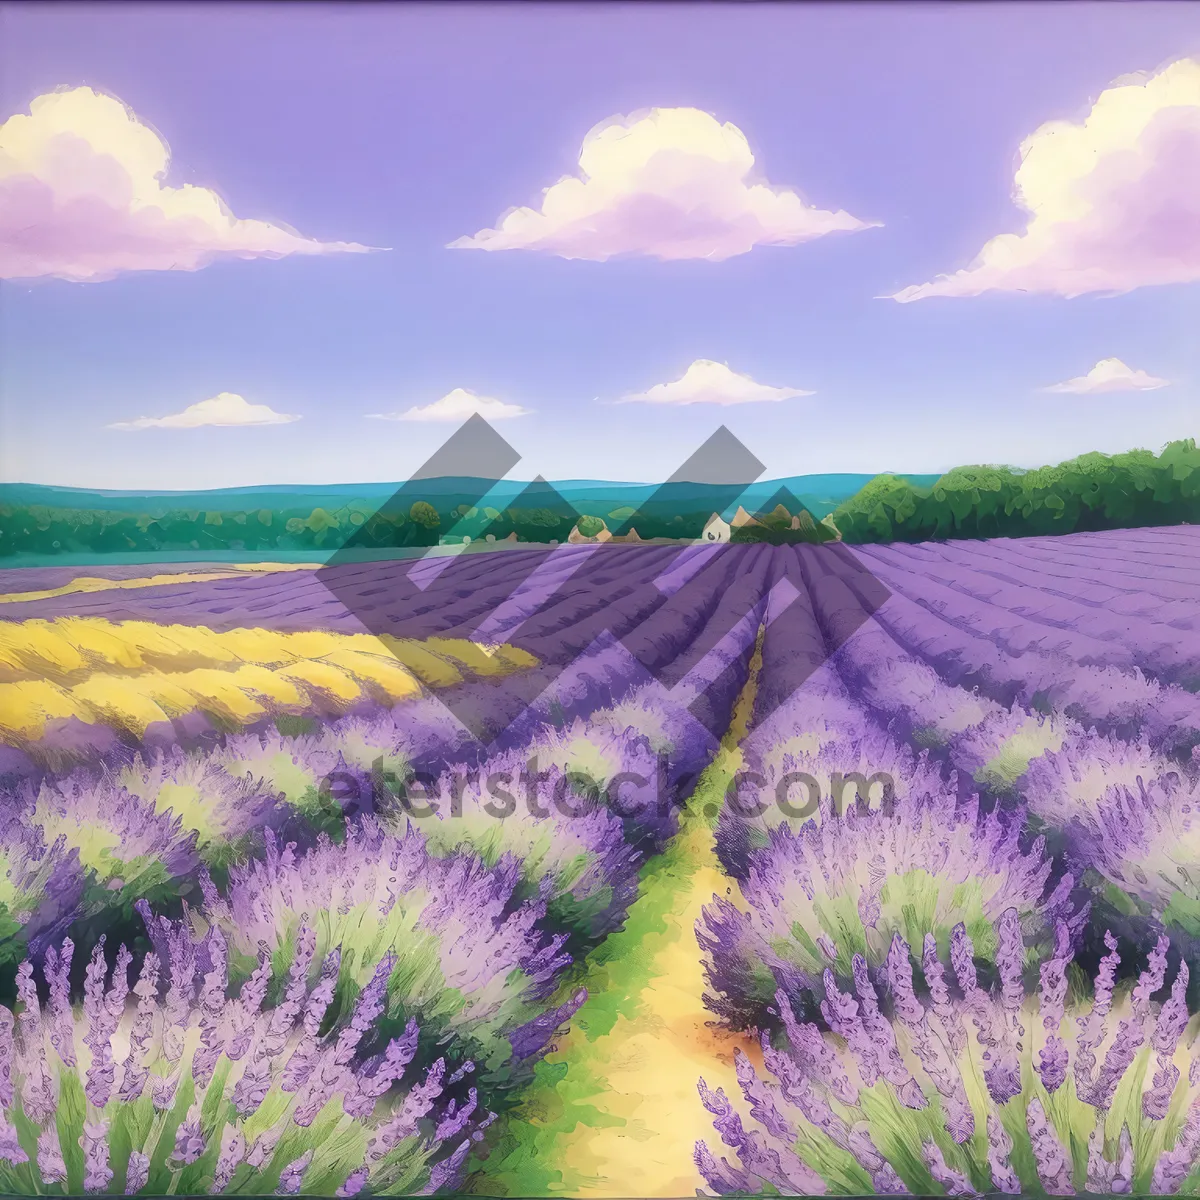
[{"xmin": 702, "ymin": 513, "xmax": 731, "ymax": 542}]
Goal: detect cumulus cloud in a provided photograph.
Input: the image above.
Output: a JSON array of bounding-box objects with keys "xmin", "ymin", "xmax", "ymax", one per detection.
[
  {"xmin": 109, "ymin": 392, "xmax": 300, "ymax": 430},
  {"xmin": 0, "ymin": 87, "xmax": 374, "ymax": 282},
  {"xmin": 892, "ymin": 56, "xmax": 1200, "ymax": 301},
  {"xmin": 368, "ymin": 387, "xmax": 532, "ymax": 422},
  {"xmin": 617, "ymin": 359, "xmax": 813, "ymax": 406},
  {"xmin": 1043, "ymin": 357, "xmax": 1170, "ymax": 394},
  {"xmin": 449, "ymin": 106, "xmax": 878, "ymax": 261}
]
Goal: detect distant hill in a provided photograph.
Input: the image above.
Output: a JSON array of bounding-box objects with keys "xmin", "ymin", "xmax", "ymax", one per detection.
[
  {"xmin": 0, "ymin": 472, "xmax": 941, "ymax": 564},
  {"xmin": 0, "ymin": 473, "xmax": 938, "ymax": 520},
  {"xmin": 13, "ymin": 442, "xmax": 1193, "ymax": 562}
]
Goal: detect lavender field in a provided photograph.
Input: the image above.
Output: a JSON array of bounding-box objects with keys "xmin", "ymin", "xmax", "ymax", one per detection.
[{"xmin": 0, "ymin": 527, "xmax": 1198, "ymax": 1196}]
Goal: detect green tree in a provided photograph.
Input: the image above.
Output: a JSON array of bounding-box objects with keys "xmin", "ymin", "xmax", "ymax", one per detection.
[{"xmin": 576, "ymin": 514, "xmax": 606, "ymax": 538}]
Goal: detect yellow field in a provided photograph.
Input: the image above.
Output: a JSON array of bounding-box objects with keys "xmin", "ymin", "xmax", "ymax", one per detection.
[{"xmin": 0, "ymin": 614, "xmax": 538, "ymax": 743}]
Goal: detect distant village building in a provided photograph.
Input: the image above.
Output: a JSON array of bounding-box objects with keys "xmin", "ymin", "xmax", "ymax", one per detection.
[
  {"xmin": 702, "ymin": 514, "xmax": 731, "ymax": 542},
  {"xmin": 730, "ymin": 506, "xmax": 761, "ymax": 529}
]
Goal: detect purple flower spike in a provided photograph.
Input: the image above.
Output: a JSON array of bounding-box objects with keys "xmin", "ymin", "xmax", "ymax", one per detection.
[
  {"xmin": 124, "ymin": 1150, "xmax": 150, "ymax": 1195},
  {"xmin": 37, "ymin": 1128, "xmax": 67, "ymax": 1184},
  {"xmin": 1026, "ymin": 1098, "xmax": 1075, "ymax": 1195},
  {"xmin": 337, "ymin": 1166, "xmax": 370, "ymax": 1197},
  {"xmin": 701, "ymin": 912, "xmax": 1200, "ymax": 1197},
  {"xmin": 0, "ymin": 1114, "xmax": 27, "ymax": 1166},
  {"xmin": 1145, "ymin": 960, "xmax": 1190, "ymax": 1120},
  {"xmin": 1036, "ymin": 924, "xmax": 1074, "ymax": 1094},
  {"xmin": 81, "ymin": 1121, "xmax": 113, "ymax": 1193},
  {"xmin": 213, "ymin": 1126, "xmax": 246, "ymax": 1191},
  {"xmin": 923, "ymin": 1141, "xmax": 977, "ymax": 1197},
  {"xmin": 171, "ymin": 1105, "xmax": 206, "ymax": 1167},
  {"xmin": 986, "ymin": 1115, "xmax": 1021, "ymax": 1195},
  {"xmin": 276, "ymin": 1149, "xmax": 314, "ymax": 1195}
]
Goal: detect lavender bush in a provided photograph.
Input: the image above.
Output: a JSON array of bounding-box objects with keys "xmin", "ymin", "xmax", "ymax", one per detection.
[
  {"xmin": 718, "ymin": 728, "xmax": 945, "ymax": 879},
  {"xmin": 0, "ymin": 814, "xmax": 84, "ymax": 966},
  {"xmin": 16, "ymin": 775, "xmax": 200, "ymax": 914},
  {"xmin": 697, "ymin": 912, "xmax": 1200, "ymax": 1196},
  {"xmin": 1066, "ymin": 773, "xmax": 1200, "ymax": 940},
  {"xmin": 199, "ymin": 819, "xmax": 584, "ymax": 1096},
  {"xmin": 407, "ymin": 750, "xmax": 643, "ymax": 944},
  {"xmin": 699, "ymin": 767, "xmax": 1082, "ymax": 1031},
  {"xmin": 115, "ymin": 747, "xmax": 283, "ymax": 867},
  {"xmin": 215, "ymin": 728, "xmax": 355, "ymax": 838},
  {"xmin": 0, "ymin": 924, "xmax": 496, "ymax": 1196}
]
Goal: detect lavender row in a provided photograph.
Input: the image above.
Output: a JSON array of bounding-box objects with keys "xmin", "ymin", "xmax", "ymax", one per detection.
[
  {"xmin": 819, "ymin": 545, "xmax": 1200, "ymax": 756},
  {"xmin": 0, "ymin": 913, "xmax": 508, "ymax": 1196},
  {"xmin": 699, "ymin": 604, "xmax": 1083, "ymax": 1035},
  {"xmin": 697, "ymin": 917, "xmax": 1200, "ymax": 1196},
  {"xmin": 0, "ymin": 543, "xmax": 682, "ymax": 633},
  {"xmin": 694, "ymin": 543, "xmax": 1200, "ymax": 1194},
  {"xmin": 798, "ymin": 547, "xmax": 1200, "ymax": 948},
  {"xmin": 858, "ymin": 541, "xmax": 1200, "ymax": 686}
]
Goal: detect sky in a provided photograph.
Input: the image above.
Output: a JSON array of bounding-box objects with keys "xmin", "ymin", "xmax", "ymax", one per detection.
[{"xmin": 1, "ymin": 1, "xmax": 1198, "ymax": 490}]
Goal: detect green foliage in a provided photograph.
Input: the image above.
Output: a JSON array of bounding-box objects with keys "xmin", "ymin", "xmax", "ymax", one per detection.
[
  {"xmin": 501, "ymin": 506, "xmax": 576, "ymax": 543},
  {"xmin": 407, "ymin": 500, "xmax": 439, "ymax": 529},
  {"xmin": 831, "ymin": 439, "xmax": 1200, "ymax": 543},
  {"xmin": 731, "ymin": 504, "xmax": 838, "ymax": 545},
  {"xmin": 575, "ymin": 514, "xmax": 606, "ymax": 538},
  {"xmin": 4, "ymin": 441, "xmax": 1196, "ymax": 559}
]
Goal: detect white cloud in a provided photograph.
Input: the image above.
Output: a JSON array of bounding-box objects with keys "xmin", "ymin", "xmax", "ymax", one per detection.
[
  {"xmin": 1042, "ymin": 357, "xmax": 1170, "ymax": 394},
  {"xmin": 368, "ymin": 387, "xmax": 532, "ymax": 422},
  {"xmin": 618, "ymin": 359, "xmax": 814, "ymax": 407},
  {"xmin": 892, "ymin": 56, "xmax": 1200, "ymax": 301},
  {"xmin": 449, "ymin": 106, "xmax": 878, "ymax": 261},
  {"xmin": 109, "ymin": 392, "xmax": 300, "ymax": 430},
  {"xmin": 0, "ymin": 87, "xmax": 374, "ymax": 282}
]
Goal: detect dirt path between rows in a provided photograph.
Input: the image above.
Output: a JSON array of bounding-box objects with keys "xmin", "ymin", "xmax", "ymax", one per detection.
[{"xmin": 481, "ymin": 645, "xmax": 763, "ymax": 1198}]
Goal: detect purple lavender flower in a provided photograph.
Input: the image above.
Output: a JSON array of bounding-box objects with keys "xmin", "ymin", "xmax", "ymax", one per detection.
[
  {"xmin": 924, "ymin": 1141, "xmax": 978, "ymax": 1196},
  {"xmin": 44, "ymin": 938, "xmax": 76, "ymax": 1065},
  {"xmin": 701, "ymin": 749, "xmax": 1081, "ymax": 1030},
  {"xmin": 245, "ymin": 1124, "xmax": 283, "ymax": 1170},
  {"xmin": 204, "ymin": 819, "xmax": 578, "ymax": 1085},
  {"xmin": 171, "ymin": 1105, "xmax": 206, "ymax": 1167},
  {"xmin": 81, "ymin": 1120, "xmax": 113, "ymax": 1193},
  {"xmin": 216, "ymin": 727, "xmax": 348, "ymax": 832},
  {"xmin": 1035, "ymin": 925, "xmax": 1074, "ymax": 1093},
  {"xmin": 1067, "ymin": 773, "xmax": 1200, "ymax": 937},
  {"xmin": 986, "ymin": 1116, "xmax": 1021, "ymax": 1195},
  {"xmin": 276, "ymin": 1149, "xmax": 314, "ymax": 1194},
  {"xmin": 948, "ymin": 705, "xmax": 1067, "ymax": 792},
  {"xmin": 1146, "ymin": 961, "xmax": 1191, "ymax": 1119},
  {"xmin": 336, "ymin": 1165, "xmax": 370, "ymax": 1196},
  {"xmin": 0, "ymin": 813, "xmax": 85, "ymax": 961},
  {"xmin": 124, "ymin": 1149, "xmax": 150, "ymax": 1195},
  {"xmin": 1026, "ymin": 1098, "xmax": 1074, "ymax": 1195},
  {"xmin": 0, "ymin": 1114, "xmax": 26, "ymax": 1166},
  {"xmin": 21, "ymin": 773, "xmax": 199, "ymax": 898},
  {"xmin": 1021, "ymin": 729, "xmax": 1179, "ymax": 826},
  {"xmin": 0, "ymin": 1009, "xmax": 12, "ymax": 1111},
  {"xmin": 36, "ymin": 1127, "xmax": 67, "ymax": 1185},
  {"xmin": 213, "ymin": 1126, "xmax": 246, "ymax": 1190},
  {"xmin": 407, "ymin": 744, "xmax": 642, "ymax": 943},
  {"xmin": 3, "ymin": 925, "xmax": 495, "ymax": 1196},
  {"xmin": 117, "ymin": 745, "xmax": 282, "ymax": 865},
  {"xmin": 699, "ymin": 915, "xmax": 1199, "ymax": 1196},
  {"xmin": 190, "ymin": 930, "xmax": 229, "ymax": 1088}
]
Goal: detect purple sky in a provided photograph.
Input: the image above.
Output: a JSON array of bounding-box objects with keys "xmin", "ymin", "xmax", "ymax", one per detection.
[{"xmin": 1, "ymin": 2, "xmax": 1198, "ymax": 489}]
